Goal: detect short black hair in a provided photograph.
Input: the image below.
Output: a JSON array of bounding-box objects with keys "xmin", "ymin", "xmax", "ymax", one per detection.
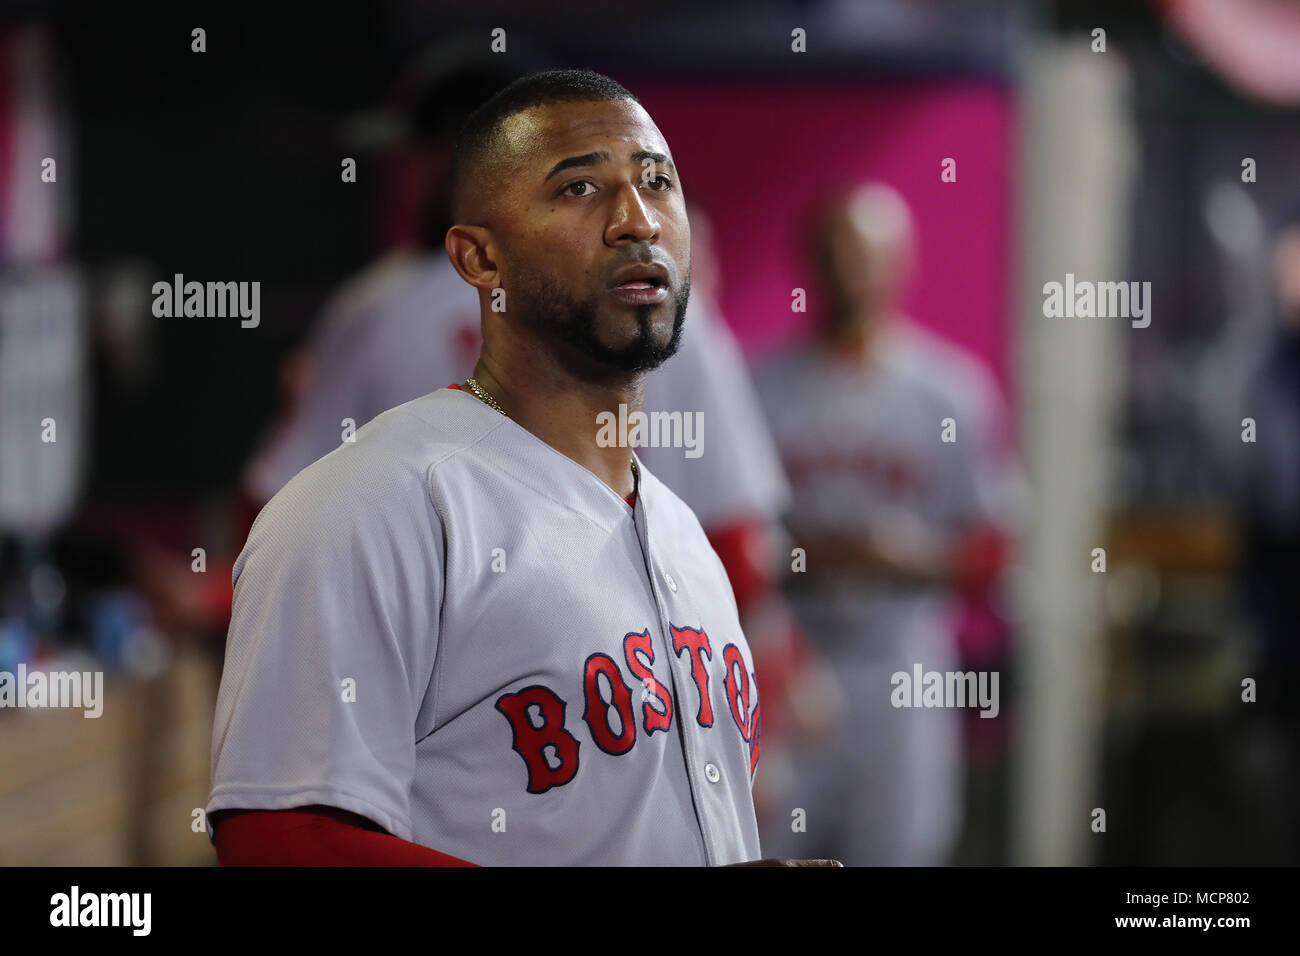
[{"xmin": 449, "ymin": 69, "xmax": 640, "ymax": 224}]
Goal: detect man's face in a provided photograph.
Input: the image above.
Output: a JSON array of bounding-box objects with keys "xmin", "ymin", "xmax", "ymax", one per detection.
[
  {"xmin": 489, "ymin": 99, "xmax": 691, "ymax": 373},
  {"xmin": 822, "ymin": 205, "xmax": 911, "ymax": 321}
]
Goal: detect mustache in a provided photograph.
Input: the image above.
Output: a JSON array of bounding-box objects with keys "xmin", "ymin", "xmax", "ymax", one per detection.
[{"xmin": 605, "ymin": 247, "xmax": 679, "ymax": 286}]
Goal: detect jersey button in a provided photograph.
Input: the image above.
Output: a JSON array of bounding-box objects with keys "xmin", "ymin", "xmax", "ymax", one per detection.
[
  {"xmin": 664, "ymin": 571, "xmax": 678, "ymax": 593},
  {"xmin": 704, "ymin": 762, "xmax": 720, "ymax": 784}
]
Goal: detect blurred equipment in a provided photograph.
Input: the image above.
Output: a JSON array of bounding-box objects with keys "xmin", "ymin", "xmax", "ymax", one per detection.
[
  {"xmin": 0, "ymin": 268, "xmax": 86, "ymax": 539},
  {"xmin": 0, "ymin": 25, "xmax": 86, "ymax": 664}
]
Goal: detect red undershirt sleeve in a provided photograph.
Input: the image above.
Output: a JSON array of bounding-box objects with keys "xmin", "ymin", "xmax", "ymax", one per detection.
[
  {"xmin": 705, "ymin": 518, "xmax": 775, "ymax": 614},
  {"xmin": 213, "ymin": 807, "xmax": 479, "ymax": 867}
]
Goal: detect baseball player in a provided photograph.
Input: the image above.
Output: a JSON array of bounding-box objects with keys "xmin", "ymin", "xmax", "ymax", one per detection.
[
  {"xmin": 134, "ymin": 51, "xmax": 824, "ymax": 809},
  {"xmin": 141, "ymin": 53, "xmax": 805, "ymax": 731},
  {"xmin": 220, "ymin": 52, "xmax": 832, "ymax": 827},
  {"xmin": 242, "ymin": 47, "xmax": 786, "ymax": 526},
  {"xmin": 206, "ymin": 69, "xmax": 836, "ymax": 866},
  {"xmin": 755, "ymin": 183, "xmax": 1020, "ymax": 866}
]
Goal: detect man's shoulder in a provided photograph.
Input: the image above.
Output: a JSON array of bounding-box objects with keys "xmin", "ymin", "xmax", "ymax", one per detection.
[
  {"xmin": 251, "ymin": 388, "xmax": 502, "ymax": 535},
  {"xmin": 752, "ymin": 344, "xmax": 814, "ymax": 395},
  {"xmin": 311, "ymin": 253, "xmax": 465, "ymax": 346},
  {"xmin": 330, "ymin": 251, "xmax": 455, "ymax": 311},
  {"xmin": 311, "ymin": 251, "xmax": 423, "ymax": 331},
  {"xmin": 886, "ymin": 319, "xmax": 1000, "ymax": 406}
]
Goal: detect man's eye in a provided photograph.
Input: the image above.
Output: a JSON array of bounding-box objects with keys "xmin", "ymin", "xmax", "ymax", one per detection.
[
  {"xmin": 563, "ymin": 180, "xmax": 595, "ymax": 197},
  {"xmin": 647, "ymin": 174, "xmax": 673, "ymax": 190}
]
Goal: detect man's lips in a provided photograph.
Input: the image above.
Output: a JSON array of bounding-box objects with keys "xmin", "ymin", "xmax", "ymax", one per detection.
[
  {"xmin": 607, "ymin": 262, "xmax": 671, "ymax": 305},
  {"xmin": 608, "ymin": 281, "xmax": 669, "ymax": 305}
]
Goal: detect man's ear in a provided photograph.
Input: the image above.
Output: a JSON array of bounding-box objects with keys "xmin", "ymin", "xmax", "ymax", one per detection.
[{"xmin": 445, "ymin": 225, "xmax": 501, "ymax": 292}]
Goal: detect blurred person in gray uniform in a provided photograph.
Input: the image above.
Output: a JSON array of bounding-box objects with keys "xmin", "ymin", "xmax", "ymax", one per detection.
[
  {"xmin": 242, "ymin": 42, "xmax": 539, "ymax": 505},
  {"xmin": 755, "ymin": 182, "xmax": 1021, "ymax": 865}
]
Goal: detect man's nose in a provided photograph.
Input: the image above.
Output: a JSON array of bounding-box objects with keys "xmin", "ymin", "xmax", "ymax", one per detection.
[{"xmin": 605, "ymin": 181, "xmax": 660, "ymax": 245}]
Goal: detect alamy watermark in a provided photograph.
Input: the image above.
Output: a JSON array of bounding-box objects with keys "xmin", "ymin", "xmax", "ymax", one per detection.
[
  {"xmin": 596, "ymin": 404, "xmax": 703, "ymax": 459},
  {"xmin": 1042, "ymin": 273, "xmax": 1151, "ymax": 328},
  {"xmin": 151, "ymin": 273, "xmax": 260, "ymax": 328},
  {"xmin": 0, "ymin": 665, "xmax": 103, "ymax": 718},
  {"xmin": 890, "ymin": 664, "xmax": 999, "ymax": 718},
  {"xmin": 50, "ymin": 886, "xmax": 150, "ymax": 936}
]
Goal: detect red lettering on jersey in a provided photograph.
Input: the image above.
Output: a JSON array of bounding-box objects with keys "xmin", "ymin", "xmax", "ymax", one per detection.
[
  {"xmin": 623, "ymin": 630, "xmax": 673, "ymax": 736},
  {"xmin": 722, "ymin": 643, "xmax": 751, "ymax": 741},
  {"xmin": 582, "ymin": 653, "xmax": 637, "ymax": 756},
  {"xmin": 671, "ymin": 625, "xmax": 714, "ymax": 727},
  {"xmin": 495, "ymin": 685, "xmax": 581, "ymax": 794},
  {"xmin": 785, "ymin": 449, "xmax": 932, "ymax": 500},
  {"xmin": 748, "ymin": 671, "xmax": 762, "ymax": 776}
]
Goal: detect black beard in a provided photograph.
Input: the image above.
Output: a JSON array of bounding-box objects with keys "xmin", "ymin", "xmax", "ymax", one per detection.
[{"xmin": 509, "ymin": 266, "xmax": 690, "ymax": 373}]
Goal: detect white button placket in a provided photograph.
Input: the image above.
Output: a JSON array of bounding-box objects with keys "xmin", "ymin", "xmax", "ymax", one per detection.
[{"xmin": 630, "ymin": 487, "xmax": 719, "ymax": 865}]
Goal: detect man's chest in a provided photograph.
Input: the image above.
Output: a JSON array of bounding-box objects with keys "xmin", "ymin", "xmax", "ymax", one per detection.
[
  {"xmin": 773, "ymin": 376, "xmax": 950, "ymax": 512},
  {"xmin": 420, "ymin": 509, "xmax": 761, "ymax": 795}
]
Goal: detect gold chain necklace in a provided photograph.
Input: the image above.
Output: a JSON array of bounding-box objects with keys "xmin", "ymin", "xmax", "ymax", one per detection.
[
  {"xmin": 465, "ymin": 377, "xmax": 505, "ymax": 415},
  {"xmin": 462, "ymin": 377, "xmax": 640, "ymax": 487}
]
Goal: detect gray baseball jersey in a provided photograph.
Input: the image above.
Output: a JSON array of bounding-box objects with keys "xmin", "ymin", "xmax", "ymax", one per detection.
[
  {"xmin": 208, "ymin": 386, "xmax": 764, "ymax": 865},
  {"xmin": 756, "ymin": 318, "xmax": 1010, "ymax": 657},
  {"xmin": 754, "ymin": 318, "xmax": 1012, "ymax": 865},
  {"xmin": 244, "ymin": 252, "xmax": 789, "ymax": 529}
]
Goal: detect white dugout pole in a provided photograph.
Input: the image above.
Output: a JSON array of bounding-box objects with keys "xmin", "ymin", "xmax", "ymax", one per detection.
[{"xmin": 1011, "ymin": 38, "xmax": 1136, "ymax": 865}]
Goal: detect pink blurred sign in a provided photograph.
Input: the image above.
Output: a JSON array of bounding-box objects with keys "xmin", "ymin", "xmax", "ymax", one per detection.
[{"xmin": 632, "ymin": 79, "xmax": 1014, "ymax": 398}]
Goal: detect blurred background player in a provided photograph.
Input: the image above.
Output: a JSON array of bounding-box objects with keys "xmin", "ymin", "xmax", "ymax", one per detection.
[
  {"xmin": 755, "ymin": 182, "xmax": 1021, "ymax": 865},
  {"xmin": 238, "ymin": 42, "xmax": 535, "ymax": 512}
]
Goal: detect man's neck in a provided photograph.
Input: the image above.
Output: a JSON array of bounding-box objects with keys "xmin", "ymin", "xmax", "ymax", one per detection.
[
  {"xmin": 468, "ymin": 349, "xmax": 643, "ymax": 501},
  {"xmin": 823, "ymin": 309, "xmax": 891, "ymax": 365}
]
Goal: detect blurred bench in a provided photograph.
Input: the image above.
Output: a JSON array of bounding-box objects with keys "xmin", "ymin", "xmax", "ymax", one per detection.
[{"xmin": 0, "ymin": 647, "xmax": 219, "ymax": 865}]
